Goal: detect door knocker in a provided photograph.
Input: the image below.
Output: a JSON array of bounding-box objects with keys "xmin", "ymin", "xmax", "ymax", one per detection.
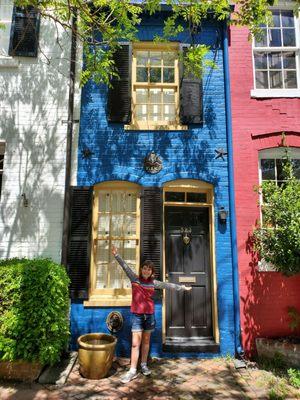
[{"xmin": 181, "ymin": 227, "xmax": 192, "ymax": 245}]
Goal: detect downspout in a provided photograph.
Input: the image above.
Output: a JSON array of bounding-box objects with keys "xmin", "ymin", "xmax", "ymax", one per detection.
[
  {"xmin": 222, "ymin": 21, "xmax": 243, "ymax": 356},
  {"xmin": 61, "ymin": 9, "xmax": 77, "ymax": 266}
]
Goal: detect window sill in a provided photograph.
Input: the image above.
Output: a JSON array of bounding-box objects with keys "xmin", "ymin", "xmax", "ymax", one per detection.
[
  {"xmin": 84, "ymin": 295, "xmax": 132, "ymax": 307},
  {"xmin": 251, "ymin": 89, "xmax": 300, "ymax": 98},
  {"xmin": 125, "ymin": 123, "xmax": 188, "ymax": 131},
  {"xmin": 0, "ymin": 56, "xmax": 19, "ymax": 68}
]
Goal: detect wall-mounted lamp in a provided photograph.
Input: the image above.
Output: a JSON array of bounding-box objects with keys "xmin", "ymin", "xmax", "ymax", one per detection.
[
  {"xmin": 21, "ymin": 193, "xmax": 29, "ymax": 207},
  {"xmin": 218, "ymin": 207, "xmax": 228, "ymax": 224}
]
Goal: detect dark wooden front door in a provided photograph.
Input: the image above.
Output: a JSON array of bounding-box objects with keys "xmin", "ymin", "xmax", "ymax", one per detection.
[{"xmin": 165, "ymin": 206, "xmax": 212, "ymax": 339}]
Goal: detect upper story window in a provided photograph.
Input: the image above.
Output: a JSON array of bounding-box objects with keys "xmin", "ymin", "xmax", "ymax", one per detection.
[
  {"xmin": 132, "ymin": 45, "xmax": 179, "ymax": 129},
  {"xmin": 107, "ymin": 42, "xmax": 203, "ymax": 130},
  {"xmin": 252, "ymin": 9, "xmax": 300, "ymax": 97},
  {"xmin": 0, "ymin": 142, "xmax": 5, "ymax": 199}
]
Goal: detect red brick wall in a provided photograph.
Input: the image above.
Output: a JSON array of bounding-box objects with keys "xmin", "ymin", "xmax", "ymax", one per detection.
[{"xmin": 228, "ymin": 26, "xmax": 300, "ymax": 357}]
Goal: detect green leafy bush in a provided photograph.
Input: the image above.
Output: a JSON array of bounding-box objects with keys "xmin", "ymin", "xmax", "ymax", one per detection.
[
  {"xmin": 253, "ymin": 153, "xmax": 300, "ymax": 276},
  {"xmin": 287, "ymin": 368, "xmax": 300, "ymax": 389},
  {"xmin": 0, "ymin": 258, "xmax": 70, "ymax": 365}
]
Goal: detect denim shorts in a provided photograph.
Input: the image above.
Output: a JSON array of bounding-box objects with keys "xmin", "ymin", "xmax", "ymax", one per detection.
[{"xmin": 131, "ymin": 313, "xmax": 156, "ymax": 333}]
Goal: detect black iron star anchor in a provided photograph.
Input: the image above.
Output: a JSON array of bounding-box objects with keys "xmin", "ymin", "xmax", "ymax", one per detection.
[
  {"xmin": 215, "ymin": 148, "xmax": 228, "ymax": 161},
  {"xmin": 81, "ymin": 147, "xmax": 94, "ymax": 159}
]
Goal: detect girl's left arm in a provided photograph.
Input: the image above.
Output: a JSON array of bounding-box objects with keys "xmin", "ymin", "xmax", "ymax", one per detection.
[{"xmin": 153, "ymin": 280, "xmax": 191, "ymax": 291}]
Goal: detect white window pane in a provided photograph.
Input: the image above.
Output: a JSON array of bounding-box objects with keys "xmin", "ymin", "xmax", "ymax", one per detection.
[
  {"xmin": 98, "ymin": 215, "xmax": 110, "ymax": 236},
  {"xmin": 136, "ymin": 67, "xmax": 148, "ymax": 82},
  {"xmin": 136, "ymin": 51, "xmax": 148, "ymax": 66},
  {"xmin": 124, "ymin": 214, "xmax": 136, "ymax": 236},
  {"xmin": 162, "ymin": 52, "xmax": 176, "ymax": 66},
  {"xmin": 254, "ymin": 52, "xmax": 268, "ymax": 69},
  {"xmin": 283, "ymin": 52, "xmax": 296, "ymax": 69},
  {"xmin": 269, "ymin": 71, "xmax": 283, "ymax": 88},
  {"xmin": 96, "ymin": 240, "xmax": 109, "ymax": 263},
  {"xmin": 164, "ymin": 104, "xmax": 175, "ymax": 121},
  {"xmin": 96, "ymin": 264, "xmax": 108, "ymax": 288},
  {"xmin": 272, "ymin": 10, "xmax": 280, "ymax": 27},
  {"xmin": 256, "ymin": 71, "xmax": 268, "ymax": 89},
  {"xmin": 261, "ymin": 159, "xmax": 275, "ymax": 180},
  {"xmin": 163, "ymin": 68, "xmax": 175, "ymax": 83},
  {"xmin": 111, "ymin": 192, "xmax": 124, "ymax": 212},
  {"xmin": 150, "ymin": 67, "xmax": 161, "ymax": 83},
  {"xmin": 150, "ymin": 51, "xmax": 161, "ymax": 66},
  {"xmin": 136, "ymin": 104, "xmax": 147, "ymax": 121},
  {"xmin": 149, "ymin": 104, "xmax": 161, "ymax": 121},
  {"xmin": 281, "ymin": 11, "xmax": 294, "ymax": 27},
  {"xmin": 163, "ymin": 89, "xmax": 175, "ymax": 103},
  {"xmin": 282, "ymin": 29, "xmax": 296, "ymax": 46},
  {"xmin": 111, "ymin": 214, "xmax": 123, "ymax": 237},
  {"xmin": 268, "ymin": 52, "xmax": 282, "ymax": 69},
  {"xmin": 136, "ymin": 88, "xmax": 148, "ymax": 103},
  {"xmin": 269, "ymin": 29, "xmax": 282, "ymax": 47},
  {"xmin": 109, "ymin": 261, "xmax": 123, "ymax": 288},
  {"xmin": 99, "ymin": 192, "xmax": 110, "ymax": 212},
  {"xmin": 149, "ymin": 88, "xmax": 161, "ymax": 103},
  {"xmin": 284, "ymin": 70, "xmax": 297, "ymax": 88},
  {"xmin": 254, "ymin": 29, "xmax": 267, "ymax": 47},
  {"xmin": 124, "ymin": 240, "xmax": 136, "ymax": 288},
  {"xmin": 125, "ymin": 192, "xmax": 137, "ymax": 212}
]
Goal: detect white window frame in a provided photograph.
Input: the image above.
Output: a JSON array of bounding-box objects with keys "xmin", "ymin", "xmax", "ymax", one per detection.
[
  {"xmin": 257, "ymin": 146, "xmax": 300, "ymax": 271},
  {"xmin": 251, "ymin": 5, "xmax": 300, "ymax": 98},
  {"xmin": 0, "ymin": 2, "xmax": 19, "ymax": 67}
]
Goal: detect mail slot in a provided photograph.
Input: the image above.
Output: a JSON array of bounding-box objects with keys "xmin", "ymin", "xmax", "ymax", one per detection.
[{"xmin": 179, "ymin": 276, "xmax": 196, "ymax": 283}]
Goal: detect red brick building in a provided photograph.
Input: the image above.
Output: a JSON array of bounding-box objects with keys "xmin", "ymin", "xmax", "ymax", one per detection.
[{"xmin": 229, "ymin": 8, "xmax": 300, "ymax": 357}]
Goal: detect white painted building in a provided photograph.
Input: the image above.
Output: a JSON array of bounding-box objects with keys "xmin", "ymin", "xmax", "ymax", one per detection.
[{"xmin": 0, "ymin": 2, "xmax": 80, "ymax": 262}]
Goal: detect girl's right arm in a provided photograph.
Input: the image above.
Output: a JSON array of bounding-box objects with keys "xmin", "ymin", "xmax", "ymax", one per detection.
[{"xmin": 112, "ymin": 246, "xmax": 137, "ymax": 282}]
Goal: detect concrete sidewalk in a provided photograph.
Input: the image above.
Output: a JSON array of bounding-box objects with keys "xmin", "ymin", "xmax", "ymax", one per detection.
[{"xmin": 1, "ymin": 357, "xmax": 299, "ymax": 399}]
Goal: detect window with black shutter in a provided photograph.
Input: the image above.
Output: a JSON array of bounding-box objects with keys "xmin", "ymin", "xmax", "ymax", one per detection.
[
  {"xmin": 9, "ymin": 6, "xmax": 40, "ymax": 57},
  {"xmin": 107, "ymin": 44, "xmax": 132, "ymax": 123},
  {"xmin": 140, "ymin": 187, "xmax": 163, "ymax": 281},
  {"xmin": 85, "ymin": 181, "xmax": 141, "ymax": 307},
  {"xmin": 67, "ymin": 187, "xmax": 93, "ymax": 300},
  {"xmin": 179, "ymin": 44, "xmax": 203, "ymax": 124}
]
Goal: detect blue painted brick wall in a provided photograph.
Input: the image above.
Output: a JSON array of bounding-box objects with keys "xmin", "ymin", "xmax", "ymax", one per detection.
[{"xmin": 73, "ymin": 16, "xmax": 235, "ymax": 357}]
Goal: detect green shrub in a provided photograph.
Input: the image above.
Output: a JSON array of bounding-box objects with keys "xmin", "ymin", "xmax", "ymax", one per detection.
[
  {"xmin": 0, "ymin": 258, "xmax": 70, "ymax": 365},
  {"xmin": 253, "ymin": 152, "xmax": 300, "ymax": 276},
  {"xmin": 287, "ymin": 368, "xmax": 300, "ymax": 389}
]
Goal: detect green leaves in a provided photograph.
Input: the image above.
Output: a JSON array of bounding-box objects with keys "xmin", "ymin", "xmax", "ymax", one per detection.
[
  {"xmin": 13, "ymin": 0, "xmax": 273, "ymax": 84},
  {"xmin": 253, "ymin": 153, "xmax": 300, "ymax": 276},
  {"xmin": 0, "ymin": 258, "xmax": 70, "ymax": 365}
]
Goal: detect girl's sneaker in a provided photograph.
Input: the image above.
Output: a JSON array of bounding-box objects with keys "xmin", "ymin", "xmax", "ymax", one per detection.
[
  {"xmin": 120, "ymin": 369, "xmax": 138, "ymax": 383},
  {"xmin": 141, "ymin": 364, "xmax": 151, "ymax": 376}
]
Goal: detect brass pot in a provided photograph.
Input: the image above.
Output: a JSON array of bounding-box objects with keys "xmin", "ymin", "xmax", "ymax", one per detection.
[{"xmin": 77, "ymin": 333, "xmax": 117, "ymax": 379}]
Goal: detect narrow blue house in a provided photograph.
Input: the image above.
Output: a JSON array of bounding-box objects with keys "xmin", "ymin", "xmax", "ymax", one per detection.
[{"xmin": 68, "ymin": 10, "xmax": 240, "ymax": 358}]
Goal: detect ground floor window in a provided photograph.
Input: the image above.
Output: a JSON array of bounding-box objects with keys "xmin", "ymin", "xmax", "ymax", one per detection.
[
  {"xmin": 258, "ymin": 146, "xmax": 300, "ymax": 271},
  {"xmin": 89, "ymin": 182, "xmax": 140, "ymax": 304}
]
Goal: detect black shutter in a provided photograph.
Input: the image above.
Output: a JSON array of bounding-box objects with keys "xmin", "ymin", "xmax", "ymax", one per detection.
[
  {"xmin": 9, "ymin": 6, "xmax": 40, "ymax": 57},
  {"xmin": 107, "ymin": 43, "xmax": 132, "ymax": 123},
  {"xmin": 67, "ymin": 187, "xmax": 93, "ymax": 300},
  {"xmin": 140, "ymin": 187, "xmax": 163, "ymax": 281},
  {"xmin": 179, "ymin": 44, "xmax": 203, "ymax": 124}
]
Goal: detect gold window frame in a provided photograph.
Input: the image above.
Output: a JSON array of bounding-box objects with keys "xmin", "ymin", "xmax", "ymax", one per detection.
[
  {"xmin": 125, "ymin": 42, "xmax": 187, "ymax": 131},
  {"xmin": 84, "ymin": 181, "xmax": 141, "ymax": 307}
]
